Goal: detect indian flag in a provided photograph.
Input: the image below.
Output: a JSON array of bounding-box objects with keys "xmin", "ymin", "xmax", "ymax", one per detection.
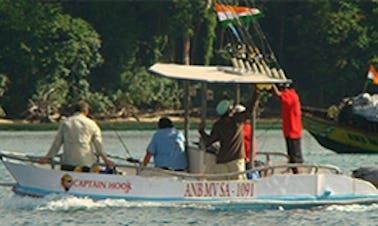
[
  {"xmin": 214, "ymin": 3, "xmax": 262, "ymax": 28},
  {"xmin": 367, "ymin": 65, "xmax": 378, "ymax": 85}
]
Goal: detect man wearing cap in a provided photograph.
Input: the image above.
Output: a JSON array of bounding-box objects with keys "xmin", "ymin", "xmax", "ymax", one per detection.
[
  {"xmin": 272, "ymin": 83, "xmax": 304, "ymax": 174},
  {"xmin": 198, "ymin": 100, "xmax": 253, "ymax": 180}
]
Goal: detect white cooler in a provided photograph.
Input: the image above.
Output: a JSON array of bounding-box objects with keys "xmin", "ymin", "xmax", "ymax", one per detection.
[{"xmin": 187, "ymin": 145, "xmax": 216, "ymax": 173}]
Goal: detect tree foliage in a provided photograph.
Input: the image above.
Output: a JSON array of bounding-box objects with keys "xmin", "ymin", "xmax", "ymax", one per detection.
[
  {"xmin": 260, "ymin": 0, "xmax": 378, "ymax": 107},
  {"xmin": 0, "ymin": 0, "xmax": 103, "ymax": 119},
  {"xmin": 1, "ymin": 0, "xmax": 378, "ymax": 120}
]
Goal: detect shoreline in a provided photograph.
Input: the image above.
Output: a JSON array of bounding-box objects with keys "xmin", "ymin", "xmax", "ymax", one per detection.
[{"xmin": 0, "ymin": 117, "xmax": 281, "ymax": 131}]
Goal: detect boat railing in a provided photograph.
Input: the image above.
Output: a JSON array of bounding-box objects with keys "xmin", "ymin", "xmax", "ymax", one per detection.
[
  {"xmin": 0, "ymin": 150, "xmax": 141, "ymax": 172},
  {"xmin": 137, "ymin": 163, "xmax": 342, "ymax": 180},
  {"xmin": 0, "ymin": 150, "xmax": 42, "ymax": 163},
  {"xmin": 254, "ymin": 163, "xmax": 342, "ymax": 176},
  {"xmin": 302, "ymin": 106, "xmax": 329, "ymax": 119},
  {"xmin": 256, "ymin": 151, "xmax": 289, "ymax": 164},
  {"xmin": 0, "ymin": 150, "xmax": 343, "ymax": 179}
]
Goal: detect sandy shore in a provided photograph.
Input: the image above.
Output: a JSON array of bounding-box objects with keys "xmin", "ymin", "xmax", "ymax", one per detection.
[
  {"xmin": 0, "ymin": 116, "xmax": 198, "ymax": 125},
  {"xmin": 0, "ymin": 116, "xmax": 279, "ymax": 125},
  {"xmin": 0, "ymin": 119, "xmax": 14, "ymax": 124}
]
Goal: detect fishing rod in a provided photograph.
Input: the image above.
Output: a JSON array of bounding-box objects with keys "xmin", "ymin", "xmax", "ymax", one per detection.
[
  {"xmin": 249, "ymin": 11, "xmax": 281, "ymax": 69},
  {"xmin": 216, "ymin": 0, "xmax": 270, "ymax": 71},
  {"xmin": 242, "ymin": 0, "xmax": 283, "ymax": 70},
  {"xmin": 215, "ymin": 0, "xmax": 285, "ymax": 84},
  {"xmin": 106, "ymin": 123, "xmax": 141, "ymax": 165},
  {"xmin": 215, "ymin": 0, "xmax": 287, "ymax": 162},
  {"xmin": 216, "ymin": 1, "xmax": 255, "ymax": 51},
  {"xmin": 218, "ymin": 0, "xmax": 259, "ymax": 47},
  {"xmin": 214, "ymin": 0, "xmax": 281, "ymax": 83},
  {"xmin": 222, "ymin": 0, "xmax": 279, "ymax": 71},
  {"xmin": 215, "ymin": 3, "xmax": 251, "ymax": 70},
  {"xmin": 113, "ymin": 128, "xmax": 132, "ymax": 157},
  {"xmin": 237, "ymin": 0, "xmax": 288, "ymax": 81},
  {"xmin": 112, "ymin": 128, "xmax": 141, "ymax": 164},
  {"xmin": 107, "ymin": 153, "xmax": 140, "ymax": 164}
]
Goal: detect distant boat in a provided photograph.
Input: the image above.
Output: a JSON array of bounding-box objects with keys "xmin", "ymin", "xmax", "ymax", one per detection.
[
  {"xmin": 302, "ymin": 106, "xmax": 378, "ymax": 154},
  {"xmin": 302, "ymin": 66, "xmax": 378, "ymax": 154}
]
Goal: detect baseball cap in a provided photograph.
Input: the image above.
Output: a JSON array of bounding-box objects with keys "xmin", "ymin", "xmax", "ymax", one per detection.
[{"xmin": 216, "ymin": 100, "xmax": 232, "ymax": 116}]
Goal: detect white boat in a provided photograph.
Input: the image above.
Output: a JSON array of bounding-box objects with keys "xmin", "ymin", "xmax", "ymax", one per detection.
[
  {"xmin": 1, "ymin": 63, "xmax": 378, "ymax": 209},
  {"xmin": 1, "ymin": 149, "xmax": 377, "ymax": 210},
  {"xmin": 1, "ymin": 3, "xmax": 377, "ymax": 210}
]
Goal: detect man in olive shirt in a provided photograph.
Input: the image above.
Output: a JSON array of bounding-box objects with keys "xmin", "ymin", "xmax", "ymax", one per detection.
[
  {"xmin": 39, "ymin": 101, "xmax": 115, "ymax": 171},
  {"xmin": 198, "ymin": 100, "xmax": 253, "ymax": 180}
]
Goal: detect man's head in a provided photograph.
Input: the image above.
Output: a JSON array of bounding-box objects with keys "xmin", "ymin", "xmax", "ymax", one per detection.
[
  {"xmin": 158, "ymin": 117, "xmax": 173, "ymax": 129},
  {"xmin": 74, "ymin": 101, "xmax": 89, "ymax": 115},
  {"xmin": 216, "ymin": 100, "xmax": 233, "ymax": 116},
  {"xmin": 277, "ymin": 83, "xmax": 292, "ymax": 91}
]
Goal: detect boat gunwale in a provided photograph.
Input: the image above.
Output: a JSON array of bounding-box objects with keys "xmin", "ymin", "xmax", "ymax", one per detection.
[
  {"xmin": 302, "ymin": 107, "xmax": 378, "ymax": 136},
  {"xmin": 0, "ymin": 150, "xmax": 343, "ymax": 180}
]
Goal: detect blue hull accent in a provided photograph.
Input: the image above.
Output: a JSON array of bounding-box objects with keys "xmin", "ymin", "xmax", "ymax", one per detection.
[{"xmin": 12, "ymin": 184, "xmax": 378, "ymax": 210}]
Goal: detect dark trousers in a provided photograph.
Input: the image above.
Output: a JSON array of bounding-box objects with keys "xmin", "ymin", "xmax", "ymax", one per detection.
[
  {"xmin": 160, "ymin": 167, "xmax": 185, "ymax": 172},
  {"xmin": 285, "ymin": 138, "xmax": 303, "ymax": 174},
  {"xmin": 61, "ymin": 164, "xmax": 91, "ymax": 172}
]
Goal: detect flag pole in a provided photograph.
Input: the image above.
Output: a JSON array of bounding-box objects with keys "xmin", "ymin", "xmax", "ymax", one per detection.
[
  {"xmin": 363, "ymin": 65, "xmax": 374, "ymax": 93},
  {"xmin": 362, "ymin": 81, "xmax": 368, "ymax": 93}
]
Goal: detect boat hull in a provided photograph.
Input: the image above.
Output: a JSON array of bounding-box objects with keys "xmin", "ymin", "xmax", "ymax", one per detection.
[
  {"xmin": 302, "ymin": 111, "xmax": 378, "ymax": 154},
  {"xmin": 3, "ymin": 159, "xmax": 378, "ymax": 210}
]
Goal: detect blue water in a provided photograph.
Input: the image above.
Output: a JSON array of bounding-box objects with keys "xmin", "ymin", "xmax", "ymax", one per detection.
[{"xmin": 0, "ymin": 130, "xmax": 377, "ymax": 226}]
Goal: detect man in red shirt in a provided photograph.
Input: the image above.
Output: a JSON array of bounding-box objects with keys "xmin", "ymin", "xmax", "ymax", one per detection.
[{"xmin": 272, "ymin": 83, "xmax": 304, "ymax": 174}]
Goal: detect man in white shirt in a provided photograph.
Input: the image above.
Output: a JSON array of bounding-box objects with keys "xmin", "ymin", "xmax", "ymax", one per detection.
[{"xmin": 39, "ymin": 101, "xmax": 115, "ymax": 171}]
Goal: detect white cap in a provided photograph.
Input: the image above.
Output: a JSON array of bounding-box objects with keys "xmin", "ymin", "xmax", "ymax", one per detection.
[{"xmin": 234, "ymin": 104, "xmax": 246, "ymax": 113}]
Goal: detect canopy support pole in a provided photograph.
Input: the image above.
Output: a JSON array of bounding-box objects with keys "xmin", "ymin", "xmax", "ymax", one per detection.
[
  {"xmin": 235, "ymin": 84, "xmax": 240, "ymax": 104},
  {"xmin": 200, "ymin": 82, "xmax": 207, "ymax": 149},
  {"xmin": 183, "ymin": 33, "xmax": 191, "ymax": 152},
  {"xmin": 201, "ymin": 82, "xmax": 207, "ymax": 124},
  {"xmin": 249, "ymin": 85, "xmax": 259, "ymax": 169},
  {"xmin": 183, "ymin": 82, "xmax": 190, "ymax": 151}
]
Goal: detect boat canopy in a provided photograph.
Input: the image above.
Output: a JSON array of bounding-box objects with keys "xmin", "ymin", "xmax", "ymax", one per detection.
[{"xmin": 149, "ymin": 63, "xmax": 289, "ymax": 84}]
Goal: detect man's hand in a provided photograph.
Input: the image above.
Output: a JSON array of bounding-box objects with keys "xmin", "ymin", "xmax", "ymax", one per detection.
[
  {"xmin": 105, "ymin": 158, "xmax": 116, "ymax": 169},
  {"xmin": 38, "ymin": 157, "xmax": 49, "ymax": 164},
  {"xmin": 198, "ymin": 122, "xmax": 205, "ymax": 132}
]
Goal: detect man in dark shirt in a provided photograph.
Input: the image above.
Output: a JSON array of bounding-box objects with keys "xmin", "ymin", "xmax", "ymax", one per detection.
[{"xmin": 198, "ymin": 99, "xmax": 253, "ymax": 180}]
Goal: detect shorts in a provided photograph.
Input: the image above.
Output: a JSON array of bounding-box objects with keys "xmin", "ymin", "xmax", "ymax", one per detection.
[{"xmin": 207, "ymin": 158, "xmax": 246, "ymax": 180}]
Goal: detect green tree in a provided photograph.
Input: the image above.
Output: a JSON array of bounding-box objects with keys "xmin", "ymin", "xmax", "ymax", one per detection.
[
  {"xmin": 63, "ymin": 2, "xmax": 181, "ymax": 112},
  {"xmin": 262, "ymin": 0, "xmax": 376, "ymax": 107},
  {"xmin": 0, "ymin": 0, "xmax": 103, "ymax": 119},
  {"xmin": 63, "ymin": 1, "xmax": 217, "ymax": 112}
]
